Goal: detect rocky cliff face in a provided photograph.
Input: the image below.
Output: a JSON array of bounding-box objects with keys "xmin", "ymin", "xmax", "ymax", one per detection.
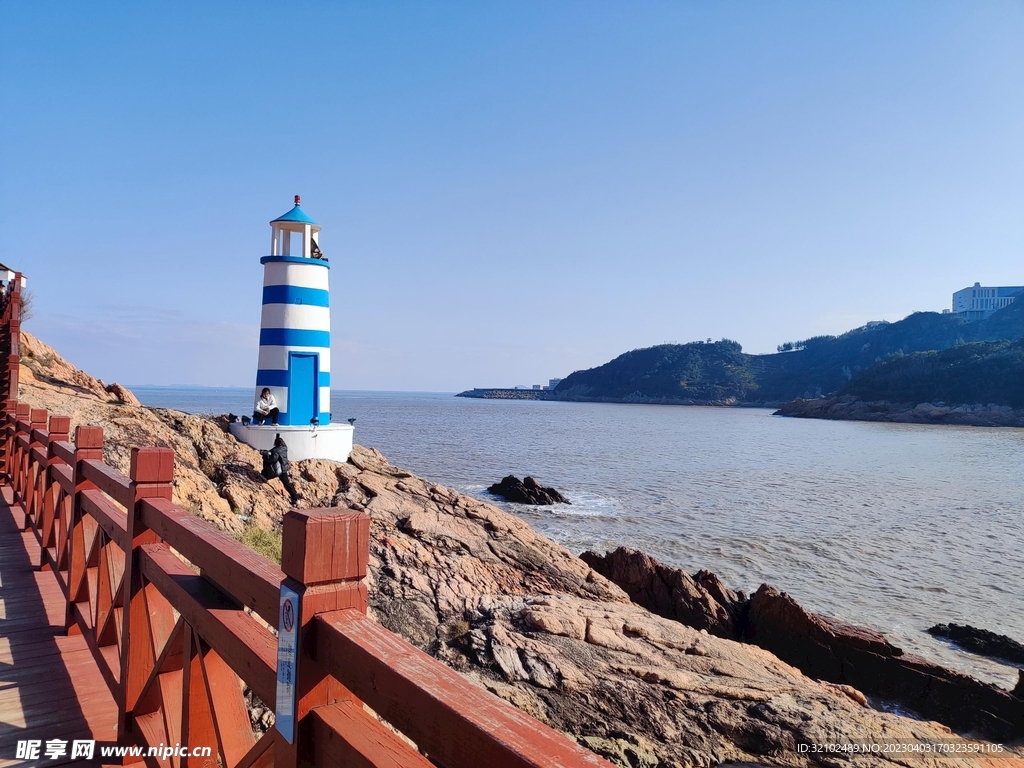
[
  {"xmin": 14, "ymin": 334, "xmax": 1019, "ymax": 767},
  {"xmin": 747, "ymin": 586, "xmax": 1024, "ymax": 742},
  {"xmin": 583, "ymin": 548, "xmax": 1024, "ymax": 742},
  {"xmin": 581, "ymin": 547, "xmax": 748, "ymax": 640}
]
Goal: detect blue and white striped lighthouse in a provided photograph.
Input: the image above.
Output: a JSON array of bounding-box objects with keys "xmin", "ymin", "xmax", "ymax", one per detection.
[
  {"xmin": 257, "ymin": 196, "xmax": 331, "ymax": 426},
  {"xmin": 230, "ymin": 197, "xmax": 353, "ymax": 462}
]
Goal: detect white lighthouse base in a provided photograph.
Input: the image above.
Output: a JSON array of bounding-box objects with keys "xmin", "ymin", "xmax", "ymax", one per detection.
[{"xmin": 229, "ymin": 423, "xmax": 354, "ymax": 462}]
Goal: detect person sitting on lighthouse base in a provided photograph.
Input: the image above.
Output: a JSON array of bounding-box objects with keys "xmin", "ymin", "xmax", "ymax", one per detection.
[{"xmin": 253, "ymin": 388, "xmax": 280, "ymax": 425}]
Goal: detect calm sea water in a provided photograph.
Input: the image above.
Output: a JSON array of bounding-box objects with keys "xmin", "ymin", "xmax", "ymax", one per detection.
[{"xmin": 131, "ymin": 386, "xmax": 1023, "ymax": 688}]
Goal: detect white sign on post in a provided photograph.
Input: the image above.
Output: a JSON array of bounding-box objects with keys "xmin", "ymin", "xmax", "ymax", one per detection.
[{"xmin": 275, "ymin": 582, "xmax": 300, "ymax": 744}]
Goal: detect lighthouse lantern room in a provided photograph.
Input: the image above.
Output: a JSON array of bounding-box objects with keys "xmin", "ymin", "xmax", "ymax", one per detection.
[{"xmin": 229, "ymin": 197, "xmax": 354, "ymax": 462}]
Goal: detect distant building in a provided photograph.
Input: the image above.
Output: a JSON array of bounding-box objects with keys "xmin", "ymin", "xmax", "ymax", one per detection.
[
  {"xmin": 952, "ymin": 282, "xmax": 1024, "ymax": 320},
  {"xmin": 0, "ymin": 263, "xmax": 27, "ymax": 291},
  {"xmin": 547, "ymin": 378, "xmax": 563, "ymax": 390}
]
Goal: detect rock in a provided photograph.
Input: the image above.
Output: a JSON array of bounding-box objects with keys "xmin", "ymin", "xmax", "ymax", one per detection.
[
  {"xmin": 19, "ymin": 332, "xmax": 139, "ymax": 408},
  {"xmin": 488, "ymin": 475, "xmax": 570, "ymax": 505},
  {"xmin": 105, "ymin": 382, "xmax": 141, "ymax": 405},
  {"xmin": 581, "ymin": 547, "xmax": 745, "ymax": 639},
  {"xmin": 1015, "ymin": 670, "xmax": 1024, "ymax": 699},
  {"xmin": 578, "ymin": 736, "xmax": 659, "ymax": 768},
  {"xmin": 583, "ymin": 550, "xmax": 1023, "ymax": 741},
  {"xmin": 746, "ymin": 584, "xmax": 1024, "ymax": 741},
  {"xmin": 927, "ymin": 623, "xmax": 1024, "ymax": 665},
  {"xmin": 448, "ymin": 593, "xmax": 985, "ymax": 767}
]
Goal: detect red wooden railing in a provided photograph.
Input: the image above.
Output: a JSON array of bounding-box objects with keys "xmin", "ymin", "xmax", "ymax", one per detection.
[{"xmin": 0, "ymin": 274, "xmax": 613, "ymax": 768}]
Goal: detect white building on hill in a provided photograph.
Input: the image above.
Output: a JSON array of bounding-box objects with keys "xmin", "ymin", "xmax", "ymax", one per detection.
[
  {"xmin": 952, "ymin": 282, "xmax": 1024, "ymax": 320},
  {"xmin": 0, "ymin": 263, "xmax": 27, "ymax": 290}
]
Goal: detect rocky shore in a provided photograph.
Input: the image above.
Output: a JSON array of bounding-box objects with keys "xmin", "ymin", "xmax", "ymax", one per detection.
[
  {"xmin": 582, "ymin": 547, "xmax": 1024, "ymax": 742},
  {"xmin": 15, "ymin": 332, "xmax": 1024, "ymax": 766},
  {"xmin": 776, "ymin": 395, "xmax": 1024, "ymax": 427}
]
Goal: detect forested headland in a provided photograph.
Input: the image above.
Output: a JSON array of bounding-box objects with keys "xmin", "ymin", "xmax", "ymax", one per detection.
[{"xmin": 541, "ymin": 296, "xmax": 1024, "ymax": 415}]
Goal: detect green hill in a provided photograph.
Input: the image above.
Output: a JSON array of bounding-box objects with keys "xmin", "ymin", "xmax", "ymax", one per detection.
[
  {"xmin": 840, "ymin": 340, "xmax": 1024, "ymax": 408},
  {"xmin": 554, "ymin": 340, "xmax": 756, "ymax": 403},
  {"xmin": 554, "ymin": 296, "xmax": 1024, "ymax": 406}
]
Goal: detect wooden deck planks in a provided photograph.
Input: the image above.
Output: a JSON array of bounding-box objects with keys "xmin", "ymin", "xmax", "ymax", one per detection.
[{"xmin": 0, "ymin": 492, "xmax": 119, "ymax": 767}]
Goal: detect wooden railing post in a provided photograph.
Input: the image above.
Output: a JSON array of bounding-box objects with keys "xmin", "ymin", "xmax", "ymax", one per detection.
[
  {"xmin": 2, "ymin": 351, "xmax": 17, "ymax": 410},
  {"xmin": 40, "ymin": 414, "xmax": 70, "ymax": 569},
  {"xmin": 22, "ymin": 407, "xmax": 47, "ymax": 530},
  {"xmin": 278, "ymin": 507, "xmax": 370, "ymax": 766},
  {"xmin": 118, "ymin": 446, "xmax": 175, "ymax": 742},
  {"xmin": 1, "ymin": 409, "xmax": 15, "ymax": 484},
  {"xmin": 11, "ymin": 402, "xmax": 30, "ymax": 499},
  {"xmin": 67, "ymin": 425, "xmax": 104, "ymax": 631}
]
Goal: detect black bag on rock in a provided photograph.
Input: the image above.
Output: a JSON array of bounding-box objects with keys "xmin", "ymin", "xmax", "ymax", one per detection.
[{"xmin": 260, "ymin": 451, "xmax": 281, "ymax": 480}]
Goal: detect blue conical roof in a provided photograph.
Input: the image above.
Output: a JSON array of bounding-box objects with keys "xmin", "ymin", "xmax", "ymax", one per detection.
[{"xmin": 271, "ymin": 196, "xmax": 318, "ymax": 226}]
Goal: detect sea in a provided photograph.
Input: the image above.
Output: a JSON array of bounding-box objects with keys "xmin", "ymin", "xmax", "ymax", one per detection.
[{"xmin": 131, "ymin": 385, "xmax": 1024, "ymax": 689}]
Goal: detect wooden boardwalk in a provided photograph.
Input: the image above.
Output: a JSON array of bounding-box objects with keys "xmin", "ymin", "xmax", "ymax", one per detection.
[{"xmin": 0, "ymin": 487, "xmax": 118, "ymax": 768}]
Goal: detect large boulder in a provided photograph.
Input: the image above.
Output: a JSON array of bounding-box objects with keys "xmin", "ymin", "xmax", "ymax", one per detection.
[
  {"xmin": 488, "ymin": 475, "xmax": 570, "ymax": 505},
  {"xmin": 747, "ymin": 584, "xmax": 1024, "ymax": 741},
  {"xmin": 927, "ymin": 623, "xmax": 1024, "ymax": 665},
  {"xmin": 580, "ymin": 547, "xmax": 745, "ymax": 639}
]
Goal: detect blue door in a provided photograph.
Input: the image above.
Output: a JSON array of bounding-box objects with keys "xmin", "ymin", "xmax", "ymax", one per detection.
[{"xmin": 288, "ymin": 353, "xmax": 318, "ymax": 425}]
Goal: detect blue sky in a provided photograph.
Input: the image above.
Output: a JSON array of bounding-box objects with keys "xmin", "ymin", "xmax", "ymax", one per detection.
[{"xmin": 2, "ymin": 2, "xmax": 1022, "ymax": 391}]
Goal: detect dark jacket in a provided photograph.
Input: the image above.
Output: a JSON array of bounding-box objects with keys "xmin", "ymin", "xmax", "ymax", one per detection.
[{"xmin": 269, "ymin": 443, "xmax": 290, "ymax": 475}]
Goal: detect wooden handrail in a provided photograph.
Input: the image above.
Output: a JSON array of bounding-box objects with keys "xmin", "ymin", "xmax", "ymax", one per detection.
[
  {"xmin": 309, "ymin": 700, "xmax": 434, "ymax": 768},
  {"xmin": 141, "ymin": 497, "xmax": 284, "ymax": 626},
  {"xmin": 51, "ymin": 439, "xmax": 75, "ymax": 466},
  {"xmin": 317, "ymin": 609, "xmax": 611, "ymax": 768},
  {"xmin": 79, "ymin": 488, "xmax": 129, "ymax": 548},
  {"xmin": 81, "ymin": 457, "xmax": 133, "ymax": 508},
  {"xmin": 49, "ymin": 461, "xmax": 74, "ymax": 493},
  {"xmin": 139, "ymin": 542, "xmax": 278, "ymax": 707}
]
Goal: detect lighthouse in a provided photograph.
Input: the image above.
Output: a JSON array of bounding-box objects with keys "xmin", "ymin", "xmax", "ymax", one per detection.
[{"xmin": 229, "ymin": 197, "xmax": 354, "ymax": 462}]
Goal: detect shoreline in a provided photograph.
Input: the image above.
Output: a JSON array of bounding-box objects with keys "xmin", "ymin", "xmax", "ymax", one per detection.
[
  {"xmin": 775, "ymin": 395, "xmax": 1024, "ymax": 428},
  {"xmin": 456, "ymin": 388, "xmax": 786, "ymax": 408}
]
